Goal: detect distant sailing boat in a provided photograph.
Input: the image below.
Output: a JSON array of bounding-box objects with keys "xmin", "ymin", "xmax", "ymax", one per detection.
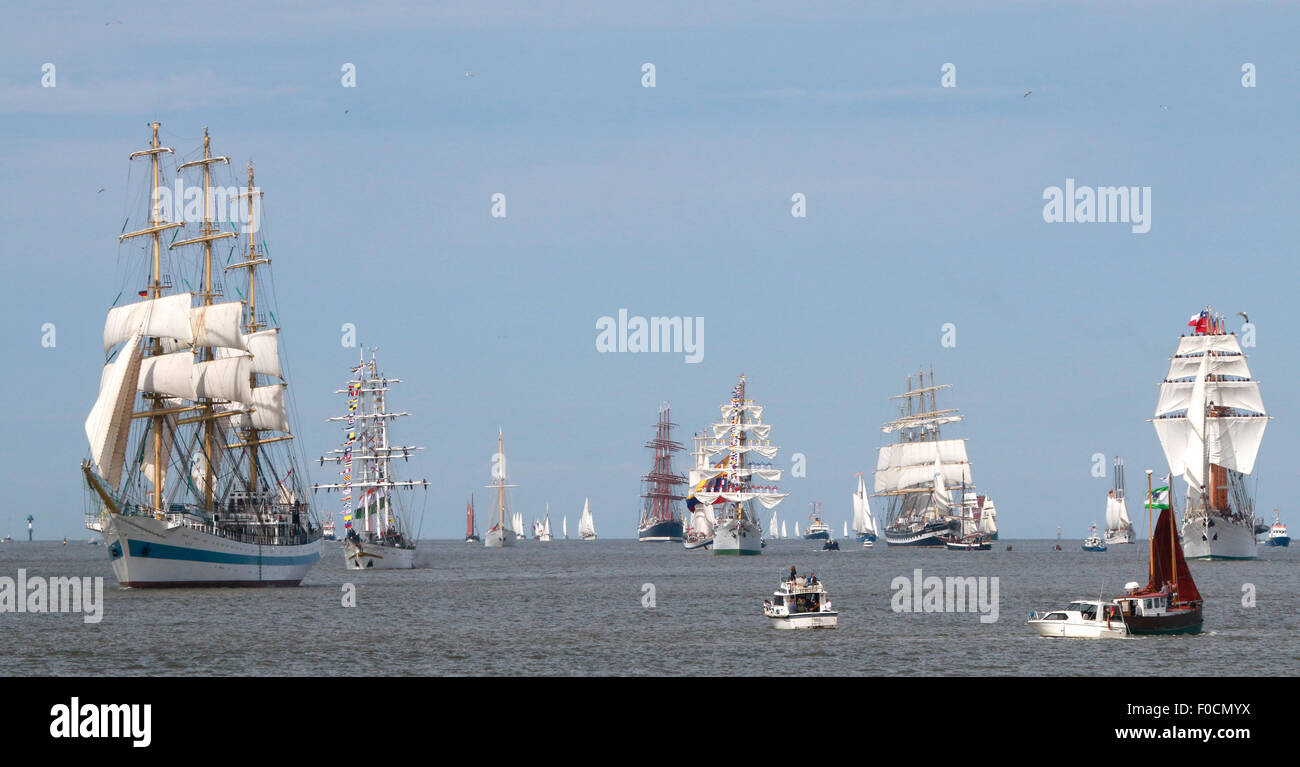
[
  {"xmin": 562, "ymin": 515, "xmax": 568, "ymax": 539},
  {"xmin": 539, "ymin": 504, "xmax": 553, "ymax": 542},
  {"xmin": 780, "ymin": 520, "xmax": 787, "ymax": 539},
  {"xmin": 322, "ymin": 349, "xmax": 428, "ymax": 570},
  {"xmin": 83, "ymin": 124, "xmax": 321, "ymax": 586},
  {"xmin": 1104, "ymin": 456, "xmax": 1135, "ymax": 544},
  {"xmin": 578, "ymin": 498, "xmax": 597, "ymax": 540},
  {"xmin": 852, "ymin": 473, "xmax": 878, "ymax": 543},
  {"xmin": 484, "ymin": 430, "xmax": 517, "ymax": 548},
  {"xmin": 639, "ymin": 403, "xmax": 686, "ymax": 542},
  {"xmin": 1153, "ymin": 307, "xmax": 1268, "ymax": 560},
  {"xmin": 1112, "ymin": 470, "xmax": 1203, "ymax": 634},
  {"xmin": 514, "ymin": 512, "xmax": 526, "ymax": 542},
  {"xmin": 465, "ymin": 495, "xmax": 480, "ymax": 543}
]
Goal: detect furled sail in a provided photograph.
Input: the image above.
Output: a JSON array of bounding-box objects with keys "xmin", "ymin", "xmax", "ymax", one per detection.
[{"xmin": 85, "ymin": 332, "xmax": 144, "ymax": 488}]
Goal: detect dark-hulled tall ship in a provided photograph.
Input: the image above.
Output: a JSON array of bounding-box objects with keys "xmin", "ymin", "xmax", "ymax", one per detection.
[{"xmin": 638, "ymin": 403, "xmax": 686, "ymax": 542}]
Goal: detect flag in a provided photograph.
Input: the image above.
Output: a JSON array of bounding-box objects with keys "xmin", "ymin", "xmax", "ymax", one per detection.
[
  {"xmin": 1145, "ymin": 486, "xmax": 1170, "ymax": 510},
  {"xmin": 1188, "ymin": 311, "xmax": 1209, "ymax": 335}
]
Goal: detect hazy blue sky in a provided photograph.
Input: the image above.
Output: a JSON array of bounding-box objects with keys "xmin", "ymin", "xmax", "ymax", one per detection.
[{"xmin": 3, "ymin": 1, "xmax": 1296, "ymax": 540}]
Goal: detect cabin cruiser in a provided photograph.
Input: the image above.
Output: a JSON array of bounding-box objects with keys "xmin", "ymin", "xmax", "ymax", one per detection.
[
  {"xmin": 1028, "ymin": 599, "xmax": 1128, "ymax": 639},
  {"xmin": 763, "ymin": 573, "xmax": 838, "ymax": 629}
]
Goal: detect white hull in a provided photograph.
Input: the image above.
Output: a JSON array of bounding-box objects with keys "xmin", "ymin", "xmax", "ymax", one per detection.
[
  {"xmin": 484, "ymin": 528, "xmax": 516, "ymax": 548},
  {"xmin": 1181, "ymin": 514, "xmax": 1257, "ymax": 560},
  {"xmin": 683, "ymin": 535, "xmax": 713, "ymax": 550},
  {"xmin": 713, "ymin": 519, "xmax": 762, "ymax": 555},
  {"xmin": 343, "ymin": 538, "xmax": 416, "ymax": 569},
  {"xmin": 769, "ymin": 612, "xmax": 838, "ymax": 629},
  {"xmin": 1028, "ymin": 618, "xmax": 1127, "ymax": 639},
  {"xmin": 1104, "ymin": 526, "xmax": 1136, "ymax": 545},
  {"xmin": 99, "ymin": 514, "xmax": 321, "ymax": 587}
]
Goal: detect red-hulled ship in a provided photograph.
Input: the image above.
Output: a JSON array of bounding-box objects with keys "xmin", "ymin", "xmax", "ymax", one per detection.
[{"xmin": 1112, "ymin": 481, "xmax": 1203, "ymax": 634}]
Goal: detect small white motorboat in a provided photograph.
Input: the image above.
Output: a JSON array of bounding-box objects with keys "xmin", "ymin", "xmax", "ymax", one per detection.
[
  {"xmin": 1028, "ymin": 599, "xmax": 1128, "ymax": 639},
  {"xmin": 763, "ymin": 574, "xmax": 838, "ymax": 629}
]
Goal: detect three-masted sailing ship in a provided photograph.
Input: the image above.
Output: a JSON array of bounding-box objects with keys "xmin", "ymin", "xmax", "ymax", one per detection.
[
  {"xmin": 638, "ymin": 403, "xmax": 686, "ymax": 542},
  {"xmin": 684, "ymin": 375, "xmax": 787, "ymax": 555},
  {"xmin": 484, "ymin": 430, "xmax": 517, "ymax": 548},
  {"xmin": 874, "ymin": 369, "xmax": 994, "ymax": 548},
  {"xmin": 83, "ymin": 124, "xmax": 321, "ymax": 586},
  {"xmin": 1152, "ymin": 308, "xmax": 1269, "ymax": 560},
  {"xmin": 1104, "ymin": 456, "xmax": 1135, "ymax": 544},
  {"xmin": 316, "ymin": 350, "xmax": 427, "ymax": 569}
]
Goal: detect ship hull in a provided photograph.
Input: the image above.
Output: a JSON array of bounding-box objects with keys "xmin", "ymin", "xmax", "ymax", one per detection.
[
  {"xmin": 1104, "ymin": 527, "xmax": 1135, "ymax": 545},
  {"xmin": 638, "ymin": 519, "xmax": 683, "ymax": 542},
  {"xmin": 100, "ymin": 514, "xmax": 321, "ymax": 587},
  {"xmin": 343, "ymin": 539, "xmax": 416, "ymax": 569},
  {"xmin": 1181, "ymin": 514, "xmax": 1257, "ymax": 560},
  {"xmin": 713, "ymin": 520, "xmax": 762, "ymax": 555},
  {"xmin": 855, "ymin": 532, "xmax": 877, "ymax": 543},
  {"xmin": 1265, "ymin": 536, "xmax": 1290, "ymax": 547},
  {"xmin": 803, "ymin": 527, "xmax": 830, "ymax": 541},
  {"xmin": 1124, "ymin": 607, "xmax": 1203, "ymax": 635},
  {"xmin": 484, "ymin": 528, "xmax": 516, "ymax": 548},
  {"xmin": 883, "ymin": 522, "xmax": 951, "ymax": 548}
]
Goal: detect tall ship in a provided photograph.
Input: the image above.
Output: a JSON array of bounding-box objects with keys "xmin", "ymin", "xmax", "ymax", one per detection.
[
  {"xmin": 682, "ymin": 431, "xmax": 716, "ymax": 549},
  {"xmin": 803, "ymin": 503, "xmax": 831, "ymax": 540},
  {"xmin": 484, "ymin": 430, "xmax": 518, "ymax": 548},
  {"xmin": 1104, "ymin": 456, "xmax": 1135, "ymax": 544},
  {"xmin": 684, "ymin": 375, "xmax": 787, "ymax": 556},
  {"xmin": 875, "ymin": 369, "xmax": 991, "ymax": 548},
  {"xmin": 578, "ymin": 498, "xmax": 598, "ymax": 540},
  {"xmin": 851, "ymin": 473, "xmax": 878, "ymax": 543},
  {"xmin": 465, "ymin": 496, "xmax": 480, "ymax": 543},
  {"xmin": 83, "ymin": 124, "xmax": 321, "ymax": 586},
  {"xmin": 1152, "ymin": 308, "xmax": 1269, "ymax": 560},
  {"xmin": 638, "ymin": 403, "xmax": 686, "ymax": 542},
  {"xmin": 317, "ymin": 350, "xmax": 427, "ymax": 569}
]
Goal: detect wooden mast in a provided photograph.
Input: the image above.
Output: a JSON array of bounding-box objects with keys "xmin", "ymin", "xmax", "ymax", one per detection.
[
  {"xmin": 497, "ymin": 430, "xmax": 505, "ymax": 530},
  {"xmin": 1146, "ymin": 469, "xmax": 1154, "ymax": 585}
]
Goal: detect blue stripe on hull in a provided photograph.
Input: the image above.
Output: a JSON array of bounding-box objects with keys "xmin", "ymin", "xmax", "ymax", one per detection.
[{"xmin": 126, "ymin": 539, "xmax": 321, "ymax": 567}]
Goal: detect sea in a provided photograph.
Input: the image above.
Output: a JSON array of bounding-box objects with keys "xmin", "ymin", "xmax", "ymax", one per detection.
[{"xmin": 2, "ymin": 538, "xmax": 1295, "ymax": 676}]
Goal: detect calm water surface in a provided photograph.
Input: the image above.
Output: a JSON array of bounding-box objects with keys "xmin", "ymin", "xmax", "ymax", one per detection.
[{"xmin": 2, "ymin": 539, "xmax": 1296, "ymax": 676}]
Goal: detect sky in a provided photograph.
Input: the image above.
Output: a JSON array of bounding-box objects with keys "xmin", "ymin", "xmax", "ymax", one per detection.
[{"xmin": 2, "ymin": 1, "xmax": 1297, "ymax": 540}]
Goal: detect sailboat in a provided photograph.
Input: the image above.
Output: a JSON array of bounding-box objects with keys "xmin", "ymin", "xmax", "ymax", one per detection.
[
  {"xmin": 794, "ymin": 522, "xmax": 800, "ymax": 537},
  {"xmin": 320, "ymin": 349, "xmax": 428, "ymax": 570},
  {"xmin": 852, "ymin": 473, "xmax": 878, "ymax": 543},
  {"xmin": 1112, "ymin": 471, "xmax": 1204, "ymax": 634},
  {"xmin": 876, "ymin": 369, "xmax": 994, "ymax": 549},
  {"xmin": 1153, "ymin": 308, "xmax": 1269, "ymax": 560},
  {"xmin": 578, "ymin": 498, "xmax": 597, "ymax": 540},
  {"xmin": 82, "ymin": 125, "xmax": 322, "ymax": 586},
  {"xmin": 638, "ymin": 403, "xmax": 686, "ymax": 542},
  {"xmin": 770, "ymin": 510, "xmax": 780, "ymax": 540},
  {"xmin": 484, "ymin": 430, "xmax": 518, "ymax": 548},
  {"xmin": 842, "ymin": 520, "xmax": 848, "ymax": 538},
  {"xmin": 539, "ymin": 505, "xmax": 553, "ymax": 541},
  {"xmin": 562, "ymin": 515, "xmax": 568, "ymax": 539},
  {"xmin": 780, "ymin": 520, "xmax": 787, "ymax": 539},
  {"xmin": 1104, "ymin": 456, "xmax": 1136, "ymax": 544},
  {"xmin": 465, "ymin": 496, "xmax": 480, "ymax": 543}
]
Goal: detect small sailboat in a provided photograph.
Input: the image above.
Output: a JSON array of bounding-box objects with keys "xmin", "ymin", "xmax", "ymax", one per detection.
[
  {"xmin": 1111, "ymin": 471, "xmax": 1203, "ymax": 634},
  {"xmin": 780, "ymin": 520, "xmax": 787, "ymax": 539},
  {"xmin": 465, "ymin": 496, "xmax": 480, "ymax": 543},
  {"xmin": 562, "ymin": 515, "xmax": 568, "ymax": 539},
  {"xmin": 539, "ymin": 505, "xmax": 554, "ymax": 542},
  {"xmin": 578, "ymin": 498, "xmax": 597, "ymax": 540},
  {"xmin": 794, "ymin": 522, "xmax": 801, "ymax": 537},
  {"xmin": 842, "ymin": 521, "xmax": 848, "ymax": 539},
  {"xmin": 484, "ymin": 430, "xmax": 518, "ymax": 548},
  {"xmin": 852, "ymin": 473, "xmax": 878, "ymax": 543},
  {"xmin": 1082, "ymin": 524, "xmax": 1106, "ymax": 552}
]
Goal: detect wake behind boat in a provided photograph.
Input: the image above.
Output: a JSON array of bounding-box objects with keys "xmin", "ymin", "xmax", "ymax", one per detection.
[{"xmin": 83, "ymin": 125, "xmax": 321, "ymax": 587}]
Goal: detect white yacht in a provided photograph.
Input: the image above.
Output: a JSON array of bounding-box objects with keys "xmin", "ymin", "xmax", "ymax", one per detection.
[
  {"xmin": 763, "ymin": 574, "xmax": 838, "ymax": 629},
  {"xmin": 1028, "ymin": 599, "xmax": 1129, "ymax": 639}
]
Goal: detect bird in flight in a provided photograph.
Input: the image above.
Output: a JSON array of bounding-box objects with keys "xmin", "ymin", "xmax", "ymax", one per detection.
[
  {"xmin": 1238, "ymin": 311, "xmax": 1250, "ymax": 324},
  {"xmin": 465, "ymin": 70, "xmax": 474, "ymax": 78},
  {"xmin": 1023, "ymin": 90, "xmax": 1032, "ymax": 98},
  {"xmin": 97, "ymin": 187, "xmax": 105, "ymax": 194}
]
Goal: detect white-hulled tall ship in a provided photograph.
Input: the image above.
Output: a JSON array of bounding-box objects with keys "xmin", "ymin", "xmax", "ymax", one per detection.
[
  {"xmin": 1104, "ymin": 456, "xmax": 1135, "ymax": 544},
  {"xmin": 83, "ymin": 124, "xmax": 322, "ymax": 586},
  {"xmin": 1152, "ymin": 308, "xmax": 1269, "ymax": 560},
  {"xmin": 484, "ymin": 430, "xmax": 518, "ymax": 548},
  {"xmin": 638, "ymin": 403, "xmax": 686, "ymax": 542},
  {"xmin": 316, "ymin": 350, "xmax": 427, "ymax": 569},
  {"xmin": 685, "ymin": 375, "xmax": 787, "ymax": 556},
  {"xmin": 852, "ymin": 473, "xmax": 878, "ymax": 543}
]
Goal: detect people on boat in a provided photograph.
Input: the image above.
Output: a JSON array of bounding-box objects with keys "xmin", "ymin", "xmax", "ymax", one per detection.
[{"xmin": 788, "ymin": 565, "xmax": 797, "ymax": 583}]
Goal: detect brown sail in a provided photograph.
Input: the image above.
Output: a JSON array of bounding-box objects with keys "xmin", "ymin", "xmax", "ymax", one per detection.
[{"xmin": 1146, "ymin": 507, "xmax": 1202, "ymax": 604}]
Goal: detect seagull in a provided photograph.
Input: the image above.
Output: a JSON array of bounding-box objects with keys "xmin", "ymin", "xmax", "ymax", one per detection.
[
  {"xmin": 97, "ymin": 187, "xmax": 105, "ymax": 194},
  {"xmin": 1160, "ymin": 104, "xmax": 1169, "ymax": 110},
  {"xmin": 465, "ymin": 70, "xmax": 474, "ymax": 77},
  {"xmin": 1023, "ymin": 90, "xmax": 1032, "ymax": 98},
  {"xmin": 343, "ymin": 109, "xmax": 349, "ymax": 114},
  {"xmin": 1238, "ymin": 311, "xmax": 1250, "ymax": 324}
]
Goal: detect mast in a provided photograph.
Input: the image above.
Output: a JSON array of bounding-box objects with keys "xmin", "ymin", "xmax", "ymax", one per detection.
[
  {"xmin": 497, "ymin": 430, "xmax": 505, "ymax": 530},
  {"xmin": 1146, "ymin": 470, "xmax": 1154, "ymax": 584},
  {"xmin": 641, "ymin": 403, "xmax": 685, "ymax": 527}
]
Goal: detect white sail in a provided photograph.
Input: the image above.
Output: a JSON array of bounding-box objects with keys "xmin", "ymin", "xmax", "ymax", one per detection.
[
  {"xmin": 103, "ymin": 293, "xmax": 193, "ymax": 354},
  {"xmin": 85, "ymin": 332, "xmax": 145, "ymax": 488},
  {"xmin": 794, "ymin": 522, "xmax": 800, "ymax": 536},
  {"xmin": 189, "ymin": 301, "xmax": 247, "ymax": 351},
  {"xmin": 1105, "ymin": 494, "xmax": 1120, "ymax": 529},
  {"xmin": 979, "ymin": 498, "xmax": 997, "ymax": 534},
  {"xmin": 563, "ymin": 516, "xmax": 567, "ymax": 538},
  {"xmin": 874, "ymin": 439, "xmax": 971, "ymax": 494},
  {"xmin": 192, "ymin": 354, "xmax": 253, "ymax": 404},
  {"xmin": 138, "ymin": 350, "xmax": 196, "ymax": 400},
  {"xmin": 769, "ymin": 510, "xmax": 778, "ymax": 534},
  {"xmin": 579, "ymin": 498, "xmax": 596, "ymax": 538},
  {"xmin": 243, "ymin": 328, "xmax": 282, "ymax": 378},
  {"xmin": 780, "ymin": 520, "xmax": 787, "ymax": 538},
  {"xmin": 852, "ymin": 473, "xmax": 873, "ymax": 534},
  {"xmin": 692, "ymin": 508, "xmax": 714, "ymax": 536},
  {"xmin": 842, "ymin": 520, "xmax": 848, "ymax": 537},
  {"xmin": 542, "ymin": 512, "xmax": 551, "ymax": 538},
  {"xmin": 1114, "ymin": 496, "xmax": 1130, "ymax": 527}
]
